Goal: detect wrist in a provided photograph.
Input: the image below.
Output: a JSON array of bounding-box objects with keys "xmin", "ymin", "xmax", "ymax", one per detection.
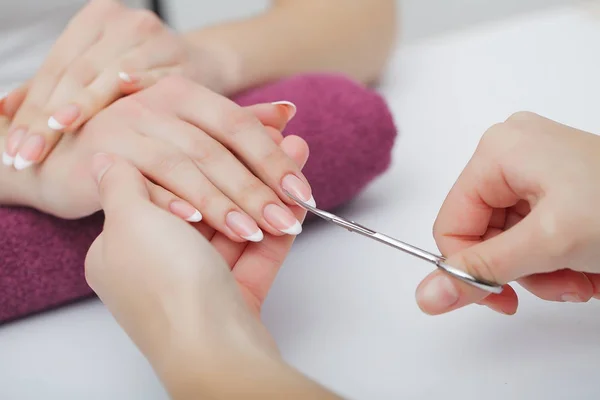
[
  {"xmin": 160, "ymin": 343, "xmax": 337, "ymax": 400},
  {"xmin": 148, "ymin": 313, "xmax": 338, "ymax": 399},
  {"xmin": 183, "ymin": 31, "xmax": 244, "ymax": 96}
]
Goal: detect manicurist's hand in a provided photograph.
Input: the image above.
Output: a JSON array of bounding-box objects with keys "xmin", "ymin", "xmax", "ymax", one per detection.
[
  {"xmin": 85, "ymin": 153, "xmax": 340, "ymax": 399},
  {"xmin": 416, "ymin": 112, "xmax": 600, "ymax": 315}
]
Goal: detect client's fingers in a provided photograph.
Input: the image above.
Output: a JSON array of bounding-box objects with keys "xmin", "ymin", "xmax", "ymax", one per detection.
[
  {"xmin": 0, "ymin": 84, "xmax": 28, "ymax": 118},
  {"xmin": 144, "ymin": 180, "xmax": 202, "ymax": 223},
  {"xmin": 212, "ymin": 135, "xmax": 309, "ymax": 312}
]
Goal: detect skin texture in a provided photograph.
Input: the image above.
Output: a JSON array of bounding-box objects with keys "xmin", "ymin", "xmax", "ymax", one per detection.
[
  {"xmin": 0, "ymin": 0, "xmax": 396, "ymax": 167},
  {"xmin": 416, "ymin": 112, "xmax": 600, "ymax": 316}
]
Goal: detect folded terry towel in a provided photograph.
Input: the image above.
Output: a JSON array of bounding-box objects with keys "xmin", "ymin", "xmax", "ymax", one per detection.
[{"xmin": 0, "ymin": 73, "xmax": 398, "ymax": 323}]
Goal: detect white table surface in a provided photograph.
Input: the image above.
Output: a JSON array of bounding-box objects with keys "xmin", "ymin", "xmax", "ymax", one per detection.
[{"xmin": 2, "ymin": 3, "xmax": 600, "ymax": 399}]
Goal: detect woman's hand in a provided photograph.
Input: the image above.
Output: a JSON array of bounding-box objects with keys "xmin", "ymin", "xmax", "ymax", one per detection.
[
  {"xmin": 1, "ymin": 0, "xmax": 233, "ymax": 168},
  {"xmin": 85, "ymin": 153, "xmax": 341, "ymax": 399},
  {"xmin": 20, "ymin": 77, "xmax": 312, "ymax": 243},
  {"xmin": 416, "ymin": 112, "xmax": 600, "ymax": 315}
]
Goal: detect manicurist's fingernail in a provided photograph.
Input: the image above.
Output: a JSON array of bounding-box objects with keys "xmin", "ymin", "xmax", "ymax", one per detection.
[
  {"xmin": 264, "ymin": 204, "xmax": 302, "ymax": 235},
  {"xmin": 169, "ymin": 201, "xmax": 203, "ymax": 222},
  {"xmin": 271, "ymin": 101, "xmax": 297, "ymax": 121},
  {"xmin": 560, "ymin": 293, "xmax": 583, "ymax": 303},
  {"xmin": 91, "ymin": 153, "xmax": 114, "ymax": 184},
  {"xmin": 48, "ymin": 104, "xmax": 80, "ymax": 130},
  {"xmin": 282, "ymin": 174, "xmax": 315, "ymax": 207},
  {"xmin": 226, "ymin": 211, "xmax": 263, "ymax": 242},
  {"xmin": 416, "ymin": 274, "xmax": 460, "ymax": 314},
  {"xmin": 14, "ymin": 135, "xmax": 44, "ymax": 170}
]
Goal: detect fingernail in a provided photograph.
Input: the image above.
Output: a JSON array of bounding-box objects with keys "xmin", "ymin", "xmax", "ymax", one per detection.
[
  {"xmin": 2, "ymin": 152, "xmax": 14, "ymax": 166},
  {"xmin": 226, "ymin": 211, "xmax": 264, "ymax": 242},
  {"xmin": 282, "ymin": 174, "xmax": 315, "ymax": 207},
  {"xmin": 5, "ymin": 127, "xmax": 26, "ymax": 156},
  {"xmin": 169, "ymin": 201, "xmax": 203, "ymax": 222},
  {"xmin": 118, "ymin": 72, "xmax": 139, "ymax": 84},
  {"xmin": 91, "ymin": 153, "xmax": 114, "ymax": 184},
  {"xmin": 0, "ymin": 91, "xmax": 7, "ymax": 101},
  {"xmin": 264, "ymin": 204, "xmax": 302, "ymax": 235},
  {"xmin": 48, "ymin": 104, "xmax": 80, "ymax": 130},
  {"xmin": 272, "ymin": 101, "xmax": 297, "ymax": 121},
  {"xmin": 560, "ymin": 293, "xmax": 583, "ymax": 303},
  {"xmin": 416, "ymin": 274, "xmax": 460, "ymax": 313},
  {"xmin": 14, "ymin": 135, "xmax": 44, "ymax": 170},
  {"xmin": 484, "ymin": 304, "xmax": 512, "ymax": 315}
]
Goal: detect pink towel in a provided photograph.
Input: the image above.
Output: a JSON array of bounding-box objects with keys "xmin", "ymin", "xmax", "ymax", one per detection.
[{"xmin": 0, "ymin": 73, "xmax": 397, "ymax": 323}]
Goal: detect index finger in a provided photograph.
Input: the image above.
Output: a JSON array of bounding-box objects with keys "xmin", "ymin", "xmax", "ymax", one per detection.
[{"xmin": 433, "ymin": 124, "xmax": 524, "ymax": 256}]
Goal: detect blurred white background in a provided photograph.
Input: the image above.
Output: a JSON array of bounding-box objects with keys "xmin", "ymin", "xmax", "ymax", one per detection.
[{"xmin": 166, "ymin": 0, "xmax": 583, "ymax": 42}]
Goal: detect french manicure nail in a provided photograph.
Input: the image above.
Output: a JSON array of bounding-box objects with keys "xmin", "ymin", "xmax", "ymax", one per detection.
[
  {"xmin": 226, "ymin": 211, "xmax": 264, "ymax": 242},
  {"xmin": 264, "ymin": 204, "xmax": 302, "ymax": 235},
  {"xmin": 560, "ymin": 293, "xmax": 583, "ymax": 303},
  {"xmin": 2, "ymin": 152, "xmax": 14, "ymax": 166},
  {"xmin": 0, "ymin": 91, "xmax": 7, "ymax": 101},
  {"xmin": 272, "ymin": 101, "xmax": 297, "ymax": 121},
  {"xmin": 5, "ymin": 128, "xmax": 26, "ymax": 156},
  {"xmin": 417, "ymin": 274, "xmax": 460, "ymax": 312},
  {"xmin": 48, "ymin": 104, "xmax": 80, "ymax": 130},
  {"xmin": 169, "ymin": 201, "xmax": 203, "ymax": 222},
  {"xmin": 118, "ymin": 72, "xmax": 138, "ymax": 83},
  {"xmin": 282, "ymin": 174, "xmax": 315, "ymax": 207},
  {"xmin": 14, "ymin": 135, "xmax": 44, "ymax": 170}
]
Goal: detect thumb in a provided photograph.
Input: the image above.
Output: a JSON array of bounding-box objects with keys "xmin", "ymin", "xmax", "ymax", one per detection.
[
  {"xmin": 416, "ymin": 207, "xmax": 555, "ymax": 315},
  {"xmin": 91, "ymin": 153, "xmax": 150, "ymax": 220}
]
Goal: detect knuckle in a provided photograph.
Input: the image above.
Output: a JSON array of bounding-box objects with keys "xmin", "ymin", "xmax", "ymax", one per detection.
[
  {"xmin": 187, "ymin": 139, "xmax": 214, "ymax": 165},
  {"xmin": 105, "ymin": 96, "xmax": 146, "ymax": 119},
  {"xmin": 479, "ymin": 122, "xmax": 508, "ymax": 149},
  {"xmin": 66, "ymin": 58, "xmax": 100, "ymax": 86},
  {"xmin": 537, "ymin": 210, "xmax": 580, "ymax": 259},
  {"xmin": 154, "ymin": 74, "xmax": 189, "ymax": 93},
  {"xmin": 504, "ymin": 111, "xmax": 541, "ymax": 126},
  {"xmin": 236, "ymin": 179, "xmax": 273, "ymax": 206},
  {"xmin": 223, "ymin": 109, "xmax": 261, "ymax": 138},
  {"xmin": 152, "ymin": 150, "xmax": 191, "ymax": 177},
  {"xmin": 131, "ymin": 9, "xmax": 162, "ymax": 36},
  {"xmin": 82, "ymin": 0, "xmax": 122, "ymax": 20}
]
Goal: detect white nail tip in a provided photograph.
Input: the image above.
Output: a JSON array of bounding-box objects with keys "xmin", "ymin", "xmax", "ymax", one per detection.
[
  {"xmin": 13, "ymin": 154, "xmax": 33, "ymax": 170},
  {"xmin": 242, "ymin": 230, "xmax": 264, "ymax": 242},
  {"xmin": 118, "ymin": 72, "xmax": 132, "ymax": 83},
  {"xmin": 271, "ymin": 100, "xmax": 296, "ymax": 107},
  {"xmin": 306, "ymin": 195, "xmax": 316, "ymax": 208},
  {"xmin": 0, "ymin": 92, "xmax": 8, "ymax": 101},
  {"xmin": 281, "ymin": 220, "xmax": 302, "ymax": 235},
  {"xmin": 2, "ymin": 152, "xmax": 14, "ymax": 166},
  {"xmin": 48, "ymin": 116, "xmax": 65, "ymax": 130},
  {"xmin": 185, "ymin": 210, "xmax": 203, "ymax": 222}
]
